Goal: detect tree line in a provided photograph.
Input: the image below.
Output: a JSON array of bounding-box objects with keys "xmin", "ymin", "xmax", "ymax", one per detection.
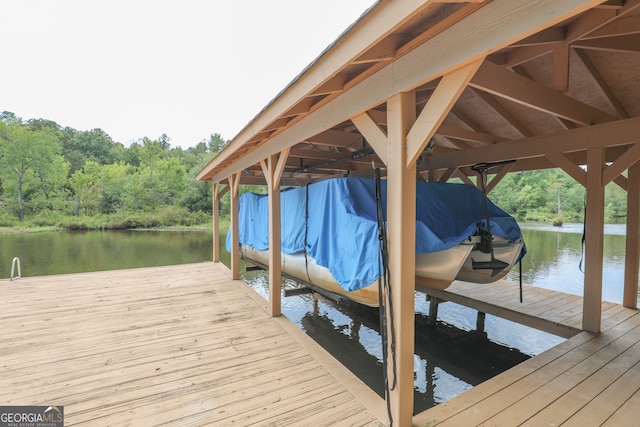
[
  {"xmin": 0, "ymin": 111, "xmax": 226, "ymax": 228},
  {"xmin": 487, "ymin": 166, "xmax": 626, "ymax": 223},
  {"xmin": 0, "ymin": 110, "xmax": 628, "ymax": 229}
]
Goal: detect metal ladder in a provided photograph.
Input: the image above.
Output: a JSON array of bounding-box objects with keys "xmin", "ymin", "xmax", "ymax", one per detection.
[{"xmin": 10, "ymin": 257, "xmax": 21, "ymax": 281}]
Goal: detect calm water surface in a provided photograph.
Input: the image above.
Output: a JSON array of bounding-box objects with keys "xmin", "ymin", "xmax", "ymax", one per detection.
[{"xmin": 0, "ymin": 224, "xmax": 632, "ymax": 414}]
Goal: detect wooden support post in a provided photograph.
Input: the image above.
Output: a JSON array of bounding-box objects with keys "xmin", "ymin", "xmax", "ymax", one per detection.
[
  {"xmin": 386, "ymin": 91, "xmax": 417, "ymax": 427},
  {"xmin": 623, "ymin": 162, "xmax": 640, "ymax": 308},
  {"xmin": 260, "ymin": 148, "xmax": 290, "ymax": 317},
  {"xmin": 383, "ymin": 61, "xmax": 482, "ymax": 426},
  {"xmin": 228, "ymin": 172, "xmax": 241, "ymax": 280},
  {"xmin": 212, "ymin": 181, "xmax": 220, "ymax": 263},
  {"xmin": 582, "ymin": 148, "xmax": 605, "ymax": 333}
]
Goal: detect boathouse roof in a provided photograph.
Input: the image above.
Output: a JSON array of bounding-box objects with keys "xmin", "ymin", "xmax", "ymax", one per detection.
[{"xmin": 197, "ymin": 0, "xmax": 640, "ymax": 187}]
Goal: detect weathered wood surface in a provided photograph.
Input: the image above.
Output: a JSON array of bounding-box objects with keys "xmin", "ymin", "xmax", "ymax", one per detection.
[
  {"xmin": 421, "ymin": 279, "xmax": 628, "ymax": 338},
  {"xmin": 415, "ymin": 280, "xmax": 640, "ymax": 426},
  {"xmin": 0, "ymin": 263, "xmax": 382, "ymax": 426}
]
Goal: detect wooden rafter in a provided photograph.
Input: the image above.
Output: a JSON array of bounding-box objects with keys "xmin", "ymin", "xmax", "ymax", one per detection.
[
  {"xmin": 470, "ymin": 61, "xmax": 617, "ymax": 126},
  {"xmin": 407, "ymin": 59, "xmax": 484, "ymax": 167},
  {"xmin": 423, "ymin": 116, "xmax": 640, "ymax": 171},
  {"xmin": 574, "ymin": 48, "xmax": 629, "ymax": 119}
]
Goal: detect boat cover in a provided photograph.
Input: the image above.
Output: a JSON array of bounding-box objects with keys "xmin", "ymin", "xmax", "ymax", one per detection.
[{"xmin": 227, "ymin": 177, "xmax": 524, "ymax": 292}]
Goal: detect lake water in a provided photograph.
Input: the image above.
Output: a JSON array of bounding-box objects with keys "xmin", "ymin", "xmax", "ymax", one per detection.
[{"xmin": 0, "ymin": 224, "xmax": 633, "ymax": 414}]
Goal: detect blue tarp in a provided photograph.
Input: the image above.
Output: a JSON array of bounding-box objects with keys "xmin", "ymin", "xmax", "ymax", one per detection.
[{"xmin": 227, "ymin": 177, "xmax": 524, "ymax": 292}]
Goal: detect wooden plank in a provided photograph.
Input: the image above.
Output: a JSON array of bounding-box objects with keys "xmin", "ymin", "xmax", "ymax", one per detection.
[
  {"xmin": 476, "ymin": 322, "xmax": 640, "ymax": 426},
  {"xmin": 413, "ymin": 329, "xmax": 597, "ymax": 425},
  {"xmin": 562, "ymin": 350, "xmax": 640, "ymax": 426},
  {"xmin": 522, "ymin": 333, "xmax": 640, "ymax": 426},
  {"xmin": 0, "ymin": 263, "xmax": 380, "ymax": 426},
  {"xmin": 421, "ymin": 281, "xmax": 582, "ymax": 338},
  {"xmin": 414, "ymin": 312, "xmax": 640, "ymax": 426}
]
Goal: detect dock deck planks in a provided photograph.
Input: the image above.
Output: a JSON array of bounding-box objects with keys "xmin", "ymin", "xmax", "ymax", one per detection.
[
  {"xmin": 414, "ymin": 280, "xmax": 640, "ymax": 426},
  {"xmin": 3, "ymin": 262, "xmax": 639, "ymax": 426},
  {"xmin": 0, "ymin": 263, "xmax": 383, "ymax": 426}
]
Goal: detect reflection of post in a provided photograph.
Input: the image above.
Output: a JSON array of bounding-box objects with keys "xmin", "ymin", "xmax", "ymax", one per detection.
[
  {"xmin": 428, "ymin": 296, "xmax": 439, "ymax": 326},
  {"xmin": 426, "ymin": 359, "xmax": 436, "ymax": 407},
  {"xmin": 476, "ymin": 311, "xmax": 486, "ymax": 332}
]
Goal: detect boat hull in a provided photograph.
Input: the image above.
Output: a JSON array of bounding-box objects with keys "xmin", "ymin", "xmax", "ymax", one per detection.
[
  {"xmin": 241, "ymin": 243, "xmax": 498, "ymax": 307},
  {"xmin": 241, "ymin": 237, "xmax": 523, "ymax": 307}
]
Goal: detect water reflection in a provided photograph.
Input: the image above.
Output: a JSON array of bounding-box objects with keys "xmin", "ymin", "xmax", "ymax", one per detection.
[
  {"xmin": 507, "ymin": 223, "xmax": 634, "ymax": 304},
  {"xmin": 0, "ymin": 230, "xmax": 214, "ymax": 277},
  {"xmin": 241, "ymin": 270, "xmax": 557, "ymax": 414}
]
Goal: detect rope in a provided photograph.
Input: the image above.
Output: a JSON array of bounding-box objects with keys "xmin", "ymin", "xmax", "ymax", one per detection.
[
  {"xmin": 375, "ymin": 168, "xmax": 396, "ymax": 426},
  {"xmin": 304, "ymin": 183, "xmax": 312, "ymax": 283},
  {"xmin": 519, "ymin": 259, "xmax": 523, "ymax": 303},
  {"xmin": 579, "ymin": 196, "xmax": 586, "ymax": 273}
]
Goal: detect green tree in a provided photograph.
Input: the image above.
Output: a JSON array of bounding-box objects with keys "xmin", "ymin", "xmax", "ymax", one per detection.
[
  {"xmin": 0, "ymin": 125, "xmax": 65, "ymax": 220},
  {"xmin": 69, "ymin": 160, "xmax": 102, "ymax": 215},
  {"xmin": 99, "ymin": 162, "xmax": 134, "ymax": 213},
  {"xmin": 208, "ymin": 133, "xmax": 229, "ymax": 154},
  {"xmin": 65, "ymin": 128, "xmax": 117, "ymax": 172}
]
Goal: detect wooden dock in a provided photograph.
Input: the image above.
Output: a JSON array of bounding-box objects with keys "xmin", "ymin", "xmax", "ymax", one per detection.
[
  {"xmin": 421, "ymin": 279, "xmax": 627, "ymax": 339},
  {"xmin": 415, "ymin": 280, "xmax": 640, "ymax": 426},
  {"xmin": 2, "ymin": 263, "xmax": 639, "ymax": 426},
  {"xmin": 0, "ymin": 263, "xmax": 383, "ymax": 426}
]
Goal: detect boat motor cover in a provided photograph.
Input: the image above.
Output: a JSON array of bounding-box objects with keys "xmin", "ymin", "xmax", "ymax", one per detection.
[{"xmin": 227, "ymin": 178, "xmax": 524, "ymax": 292}]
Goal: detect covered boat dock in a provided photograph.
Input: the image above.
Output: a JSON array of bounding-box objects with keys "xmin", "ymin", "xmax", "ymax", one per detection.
[{"xmin": 197, "ymin": 1, "xmax": 640, "ymax": 425}]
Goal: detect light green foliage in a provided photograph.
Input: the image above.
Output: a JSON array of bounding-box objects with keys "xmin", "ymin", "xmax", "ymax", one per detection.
[
  {"xmin": 0, "ymin": 121, "xmax": 69, "ymax": 221},
  {"xmin": 0, "ymin": 110, "xmax": 631, "ymax": 228}
]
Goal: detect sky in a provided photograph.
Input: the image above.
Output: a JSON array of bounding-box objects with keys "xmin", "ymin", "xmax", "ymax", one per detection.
[{"xmin": 1, "ymin": 0, "xmax": 375, "ymax": 149}]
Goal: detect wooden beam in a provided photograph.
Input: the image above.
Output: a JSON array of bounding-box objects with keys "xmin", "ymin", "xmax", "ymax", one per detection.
[
  {"xmin": 566, "ymin": 7, "xmax": 617, "ymax": 42},
  {"xmin": 212, "ymin": 181, "xmax": 220, "ymax": 263},
  {"xmin": 572, "ymin": 34, "xmax": 640, "ymax": 53},
  {"xmin": 603, "ymin": 143, "xmax": 640, "ymax": 185},
  {"xmin": 486, "ymin": 161, "xmax": 517, "ymax": 193},
  {"xmin": 546, "ymin": 153, "xmax": 588, "ymax": 187},
  {"xmin": 437, "ymin": 124, "xmax": 508, "ymax": 145},
  {"xmin": 385, "ymin": 91, "xmax": 417, "ymax": 427},
  {"xmin": 574, "ymin": 48, "xmax": 628, "ymax": 119},
  {"xmin": 567, "ymin": 0, "xmax": 640, "ymax": 41},
  {"xmin": 218, "ymin": 184, "xmax": 230, "ymax": 199},
  {"xmin": 407, "ymin": 59, "xmax": 484, "ymax": 167},
  {"xmin": 228, "ymin": 172, "xmax": 241, "ymax": 280},
  {"xmin": 510, "ymin": 27, "xmax": 565, "ymax": 46},
  {"xmin": 310, "ymin": 77, "xmax": 345, "ymax": 96},
  {"xmin": 584, "ymin": 15, "xmax": 640, "ymax": 39},
  {"xmin": 502, "ymin": 44, "xmax": 555, "ymax": 67},
  {"xmin": 306, "ymin": 129, "xmax": 363, "ymax": 149},
  {"xmin": 437, "ymin": 167, "xmax": 457, "ymax": 183},
  {"xmin": 351, "ymin": 112, "xmax": 389, "ymax": 165},
  {"xmin": 260, "ymin": 149, "xmax": 290, "ymax": 317},
  {"xmin": 212, "ymin": 182, "xmax": 233, "ymax": 260},
  {"xmin": 624, "ymin": 162, "xmax": 640, "ymax": 308},
  {"xmin": 423, "ymin": 116, "xmax": 640, "ymax": 171},
  {"xmin": 204, "ymin": 0, "xmax": 605, "ymax": 183},
  {"xmin": 352, "ymin": 35, "xmax": 400, "ymax": 64},
  {"xmin": 471, "ymin": 89, "xmax": 534, "ymax": 137},
  {"xmin": 583, "ymin": 148, "xmax": 605, "ymax": 333},
  {"xmin": 470, "ymin": 60, "xmax": 616, "ymax": 126},
  {"xmin": 553, "ymin": 43, "xmax": 571, "ymax": 93},
  {"xmin": 452, "ymin": 168, "xmax": 476, "ymax": 186}
]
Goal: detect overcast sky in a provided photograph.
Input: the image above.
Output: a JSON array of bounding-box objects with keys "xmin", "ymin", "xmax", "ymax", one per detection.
[{"xmin": 1, "ymin": 0, "xmax": 375, "ymax": 148}]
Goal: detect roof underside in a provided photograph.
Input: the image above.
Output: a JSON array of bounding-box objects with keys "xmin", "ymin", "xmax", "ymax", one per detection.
[{"xmin": 197, "ymin": 0, "xmax": 640, "ymax": 186}]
